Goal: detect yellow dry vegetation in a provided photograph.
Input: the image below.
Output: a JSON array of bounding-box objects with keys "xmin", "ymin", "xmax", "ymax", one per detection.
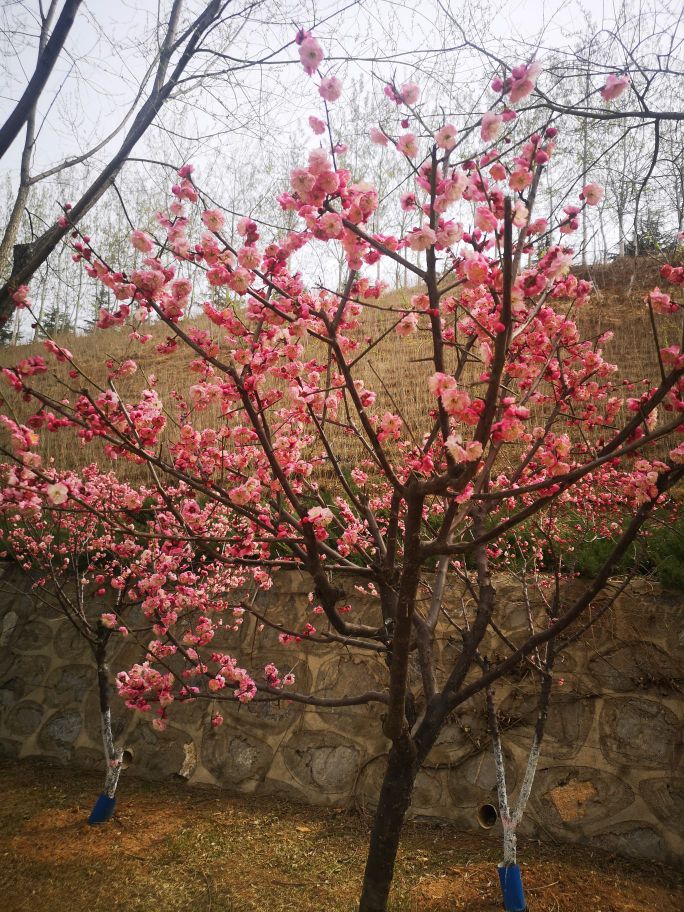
[{"xmin": 0, "ymin": 256, "xmax": 679, "ymax": 481}]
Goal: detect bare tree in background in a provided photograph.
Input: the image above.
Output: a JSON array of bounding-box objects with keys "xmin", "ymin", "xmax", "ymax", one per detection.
[
  {"xmin": 0, "ymin": 0, "xmax": 301, "ymax": 330},
  {"xmin": 0, "ymin": 0, "xmax": 82, "ymax": 161}
]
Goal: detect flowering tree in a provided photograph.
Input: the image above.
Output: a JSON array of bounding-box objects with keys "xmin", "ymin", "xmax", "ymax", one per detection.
[
  {"xmin": 482, "ymin": 541, "xmax": 577, "ymax": 911},
  {"xmin": 0, "ymin": 463, "xmax": 145, "ymax": 817},
  {"xmin": 0, "ymin": 462, "xmax": 245, "ymax": 821},
  {"xmin": 2, "ymin": 30, "xmax": 684, "ymax": 910}
]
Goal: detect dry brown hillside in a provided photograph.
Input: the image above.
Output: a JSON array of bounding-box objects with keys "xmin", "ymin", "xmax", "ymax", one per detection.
[{"xmin": 0, "ymin": 255, "xmax": 680, "ymax": 478}]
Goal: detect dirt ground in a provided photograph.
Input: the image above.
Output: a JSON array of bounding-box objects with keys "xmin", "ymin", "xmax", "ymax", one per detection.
[{"xmin": 0, "ymin": 760, "xmax": 681, "ymax": 912}]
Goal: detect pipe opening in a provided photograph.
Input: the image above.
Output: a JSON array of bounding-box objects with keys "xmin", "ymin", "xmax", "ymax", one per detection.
[
  {"xmin": 121, "ymin": 748, "xmax": 134, "ymax": 769},
  {"xmin": 477, "ymin": 803, "xmax": 498, "ymax": 829}
]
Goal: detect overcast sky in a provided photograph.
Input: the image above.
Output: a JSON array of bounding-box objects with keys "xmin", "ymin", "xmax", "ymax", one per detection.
[{"xmin": 0, "ymin": 0, "xmax": 609, "ymax": 182}]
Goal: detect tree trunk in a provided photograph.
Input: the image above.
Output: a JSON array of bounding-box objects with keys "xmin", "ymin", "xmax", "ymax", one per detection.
[
  {"xmin": 95, "ymin": 640, "xmax": 123, "ymax": 798},
  {"xmin": 0, "ymin": 0, "xmax": 81, "ymax": 161},
  {"xmin": 502, "ymin": 820, "xmax": 517, "ymax": 866},
  {"xmin": 0, "ymin": 185, "xmax": 30, "ymax": 278},
  {"xmin": 359, "ymin": 740, "xmax": 418, "ymax": 912}
]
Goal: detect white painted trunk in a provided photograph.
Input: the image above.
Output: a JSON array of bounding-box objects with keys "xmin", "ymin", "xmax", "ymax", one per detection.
[
  {"xmin": 489, "ymin": 685, "xmax": 544, "ymax": 871},
  {"xmin": 101, "ymin": 708, "xmax": 123, "ymax": 798},
  {"xmin": 502, "ymin": 818, "xmax": 518, "ymax": 866},
  {"xmin": 491, "ymin": 713, "xmax": 510, "ymax": 820},
  {"xmin": 512, "ymin": 734, "xmax": 541, "ymax": 825}
]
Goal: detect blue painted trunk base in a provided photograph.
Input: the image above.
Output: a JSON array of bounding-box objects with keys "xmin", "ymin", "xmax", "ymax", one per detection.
[
  {"xmin": 497, "ymin": 863, "xmax": 527, "ymax": 911},
  {"xmin": 88, "ymin": 793, "xmax": 117, "ymax": 825}
]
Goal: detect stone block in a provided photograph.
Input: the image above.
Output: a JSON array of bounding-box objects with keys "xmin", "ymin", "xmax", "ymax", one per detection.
[
  {"xmin": 4, "ymin": 699, "xmax": 45, "ymax": 737},
  {"xmin": 37, "ymin": 708, "xmax": 82, "ymax": 758},
  {"xmin": 586, "ymin": 821, "xmax": 666, "ymax": 860},
  {"xmin": 0, "ymin": 737, "xmax": 19, "ymax": 758},
  {"xmin": 589, "ymin": 642, "xmax": 680, "ymax": 694},
  {"xmin": 413, "ymin": 768, "xmax": 444, "ymax": 809},
  {"xmin": 529, "ymin": 765, "xmax": 634, "ymax": 831},
  {"xmin": 44, "ymin": 664, "xmax": 93, "ymax": 707},
  {"xmin": 282, "ymin": 730, "xmax": 360, "ymax": 794},
  {"xmin": 127, "ymin": 722, "xmax": 195, "ymax": 780},
  {"xmin": 72, "ymin": 746, "xmax": 106, "ymax": 772},
  {"xmin": 0, "ymin": 653, "xmax": 50, "ymax": 705},
  {"xmin": 639, "ymin": 777, "xmax": 684, "ymax": 825},
  {"xmin": 312, "ymin": 653, "xmax": 386, "ymax": 734},
  {"xmin": 11, "ymin": 618, "xmax": 52, "ymax": 652},
  {"xmin": 0, "ymin": 610, "xmax": 18, "ymax": 647},
  {"xmin": 599, "ymin": 697, "xmax": 681, "ymax": 769},
  {"xmin": 201, "ymin": 725, "xmax": 273, "ymax": 786},
  {"xmin": 447, "ymin": 747, "xmax": 518, "ymax": 804},
  {"xmin": 53, "ymin": 622, "xmax": 90, "ymax": 659},
  {"xmin": 501, "ymin": 691, "xmax": 596, "ymax": 760}
]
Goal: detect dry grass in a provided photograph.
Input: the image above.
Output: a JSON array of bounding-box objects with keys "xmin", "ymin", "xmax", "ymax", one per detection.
[
  {"xmin": 0, "ymin": 759, "xmax": 681, "ymax": 912},
  {"xmin": 0, "ymin": 257, "xmax": 680, "ymax": 480}
]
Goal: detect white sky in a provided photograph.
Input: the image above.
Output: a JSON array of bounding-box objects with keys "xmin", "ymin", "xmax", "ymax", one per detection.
[
  {"xmin": 0, "ymin": 0, "xmax": 609, "ymax": 181},
  {"xmin": 1, "ymin": 0, "xmax": 678, "ymax": 330}
]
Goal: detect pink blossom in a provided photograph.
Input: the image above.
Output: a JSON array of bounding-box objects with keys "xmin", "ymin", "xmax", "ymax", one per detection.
[
  {"xmin": 474, "ymin": 206, "xmax": 499, "ymax": 233},
  {"xmin": 509, "ymin": 169, "xmax": 533, "ymax": 191},
  {"xmin": 319, "ymin": 76, "xmax": 342, "ymax": 102},
  {"xmin": 508, "ymin": 62, "xmax": 541, "ymax": 103},
  {"xmin": 434, "ymin": 124, "xmax": 457, "ymax": 150},
  {"xmin": 308, "ymin": 116, "xmax": 326, "ymax": 135},
  {"xmin": 396, "ymin": 312, "xmax": 418, "ymax": 336},
  {"xmin": 647, "ymin": 288, "xmax": 678, "ymax": 315},
  {"xmin": 405, "ymin": 225, "xmax": 437, "ymax": 251},
  {"xmin": 291, "ymin": 168, "xmax": 317, "ymax": 196},
  {"xmin": 130, "ymin": 230, "xmax": 154, "ymax": 254},
  {"xmin": 464, "ymin": 256, "xmax": 488, "ymax": 284},
  {"xmin": 308, "ymin": 147, "xmax": 332, "ymax": 174},
  {"xmin": 46, "ymin": 482, "xmax": 69, "ymax": 505},
  {"xmin": 399, "ymin": 82, "xmax": 420, "ymax": 105},
  {"xmin": 481, "ymin": 112, "xmax": 503, "ymax": 143},
  {"xmin": 43, "ymin": 340, "xmax": 72, "ymax": 362},
  {"xmin": 237, "ymin": 246, "xmax": 260, "ymax": 270},
  {"xmin": 670, "ymin": 442, "xmax": 684, "ymax": 464},
  {"xmin": 400, "ymin": 192, "xmax": 417, "ymax": 211},
  {"xmin": 436, "ymin": 222, "xmax": 463, "ymax": 248},
  {"xmin": 428, "ymin": 372, "xmax": 456, "ymax": 397},
  {"xmin": 319, "ymin": 211, "xmax": 344, "ymax": 238},
  {"xmin": 298, "ymin": 36, "xmax": 324, "ymax": 75},
  {"xmin": 441, "ymin": 387, "xmax": 472, "ymax": 418},
  {"xmin": 228, "ymin": 267, "xmax": 252, "ymax": 295},
  {"xmin": 379, "ymin": 412, "xmax": 402, "ymax": 439},
  {"xmin": 201, "ymin": 209, "xmax": 224, "ymax": 232},
  {"xmin": 581, "ymin": 183, "xmax": 604, "ymax": 206},
  {"xmin": 601, "ymin": 74, "xmax": 630, "ymax": 102},
  {"xmin": 11, "ymin": 285, "xmax": 30, "ymax": 308},
  {"xmin": 236, "ymin": 216, "xmax": 258, "ymax": 240},
  {"xmin": 397, "ymin": 133, "xmax": 418, "ymax": 158},
  {"xmin": 489, "ymin": 162, "xmax": 506, "ymax": 182},
  {"xmin": 306, "ymin": 505, "xmax": 333, "ymax": 526},
  {"xmin": 446, "ymin": 435, "xmax": 483, "ymax": 463},
  {"xmin": 369, "ymin": 127, "xmax": 388, "ymax": 146},
  {"xmin": 512, "ymin": 201, "xmax": 529, "ymax": 228}
]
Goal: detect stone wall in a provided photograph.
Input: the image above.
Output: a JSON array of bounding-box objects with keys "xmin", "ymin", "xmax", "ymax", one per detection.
[{"xmin": 0, "ymin": 565, "xmax": 682, "ymax": 865}]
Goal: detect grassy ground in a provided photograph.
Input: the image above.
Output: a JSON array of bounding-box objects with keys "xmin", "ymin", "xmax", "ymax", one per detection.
[{"xmin": 0, "ymin": 760, "xmax": 681, "ymax": 912}]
